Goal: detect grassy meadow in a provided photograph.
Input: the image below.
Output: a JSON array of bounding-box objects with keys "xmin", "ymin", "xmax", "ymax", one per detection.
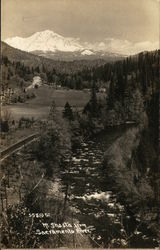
[
  {"xmin": 3, "ymin": 85, "xmax": 105, "ymax": 120},
  {"xmin": 3, "ymin": 85, "xmax": 106, "ymax": 119}
]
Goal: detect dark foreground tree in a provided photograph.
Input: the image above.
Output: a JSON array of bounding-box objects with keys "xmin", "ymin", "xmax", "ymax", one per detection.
[
  {"xmin": 1, "ymin": 120, "xmax": 9, "ymax": 132},
  {"xmin": 83, "ymin": 81, "xmax": 99, "ymax": 117},
  {"xmin": 63, "ymin": 102, "xmax": 74, "ymax": 120}
]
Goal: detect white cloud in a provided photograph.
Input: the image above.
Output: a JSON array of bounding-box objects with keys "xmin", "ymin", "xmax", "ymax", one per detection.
[
  {"xmin": 83, "ymin": 38, "xmax": 159, "ymax": 55},
  {"xmin": 133, "ymin": 41, "xmax": 159, "ymax": 54}
]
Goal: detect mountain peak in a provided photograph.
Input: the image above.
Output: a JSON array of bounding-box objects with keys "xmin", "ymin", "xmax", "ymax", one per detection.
[
  {"xmin": 4, "ymin": 30, "xmax": 126, "ymax": 59},
  {"xmin": 40, "ymin": 29, "xmax": 54, "ymax": 34},
  {"xmin": 34, "ymin": 30, "xmax": 62, "ymax": 38},
  {"xmin": 5, "ymin": 30, "xmax": 82, "ymax": 53}
]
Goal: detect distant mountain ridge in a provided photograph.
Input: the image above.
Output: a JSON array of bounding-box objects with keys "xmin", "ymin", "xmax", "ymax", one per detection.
[
  {"xmin": 1, "ymin": 41, "xmax": 109, "ymax": 73},
  {"xmin": 4, "ymin": 30, "xmax": 126, "ymax": 60}
]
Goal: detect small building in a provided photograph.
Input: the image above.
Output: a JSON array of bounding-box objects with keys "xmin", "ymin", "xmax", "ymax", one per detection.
[
  {"xmin": 83, "ymin": 88, "xmax": 90, "ymax": 93},
  {"xmin": 99, "ymin": 88, "xmax": 106, "ymax": 93},
  {"xmin": 56, "ymin": 84, "xmax": 61, "ymax": 89},
  {"xmin": 27, "ymin": 76, "xmax": 42, "ymax": 90}
]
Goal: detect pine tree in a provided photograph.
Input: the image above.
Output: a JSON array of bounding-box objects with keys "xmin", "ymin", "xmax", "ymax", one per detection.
[
  {"xmin": 48, "ymin": 100, "xmax": 56, "ymax": 120},
  {"xmin": 63, "ymin": 102, "xmax": 73, "ymax": 120},
  {"xmin": 35, "ymin": 66, "xmax": 40, "ymax": 73},
  {"xmin": 107, "ymin": 78, "xmax": 115, "ymax": 110},
  {"xmin": 7, "ymin": 74, "xmax": 10, "ymax": 81},
  {"xmin": 42, "ymin": 64, "xmax": 46, "ymax": 73},
  {"xmin": 3, "ymin": 56, "xmax": 9, "ymax": 66},
  {"xmin": 83, "ymin": 81, "xmax": 99, "ymax": 117},
  {"xmin": 31, "ymin": 67, "xmax": 34, "ymax": 74},
  {"xmin": 90, "ymin": 81, "xmax": 98, "ymax": 116}
]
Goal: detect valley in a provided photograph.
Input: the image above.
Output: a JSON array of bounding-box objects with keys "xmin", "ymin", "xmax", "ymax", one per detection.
[
  {"xmin": 3, "ymin": 86, "xmax": 106, "ymax": 119},
  {"xmin": 1, "ymin": 0, "xmax": 159, "ymax": 247},
  {"xmin": 1, "ymin": 40, "xmax": 159, "ymax": 248}
]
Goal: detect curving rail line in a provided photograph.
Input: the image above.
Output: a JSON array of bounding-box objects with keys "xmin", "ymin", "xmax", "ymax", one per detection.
[{"xmin": 0, "ymin": 133, "xmax": 39, "ymax": 162}]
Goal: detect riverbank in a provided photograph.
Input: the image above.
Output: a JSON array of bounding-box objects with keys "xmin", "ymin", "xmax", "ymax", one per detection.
[{"xmin": 102, "ymin": 126, "xmax": 157, "ymax": 247}]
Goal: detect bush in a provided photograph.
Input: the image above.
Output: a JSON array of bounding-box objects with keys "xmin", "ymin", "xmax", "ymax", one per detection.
[{"xmin": 1, "ymin": 120, "xmax": 9, "ymax": 132}]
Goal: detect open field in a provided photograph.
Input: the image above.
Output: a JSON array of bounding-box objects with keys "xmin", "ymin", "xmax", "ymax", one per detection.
[
  {"xmin": 28, "ymin": 85, "xmax": 91, "ymax": 107},
  {"xmin": 3, "ymin": 85, "xmax": 106, "ymax": 119}
]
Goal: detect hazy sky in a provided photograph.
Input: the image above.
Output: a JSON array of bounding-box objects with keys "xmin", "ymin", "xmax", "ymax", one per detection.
[{"xmin": 1, "ymin": 0, "xmax": 160, "ymax": 51}]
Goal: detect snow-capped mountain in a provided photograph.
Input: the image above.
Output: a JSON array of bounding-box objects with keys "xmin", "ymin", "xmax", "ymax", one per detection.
[
  {"xmin": 81, "ymin": 49, "xmax": 94, "ymax": 55},
  {"xmin": 4, "ymin": 30, "xmax": 158, "ymax": 60},
  {"xmin": 5, "ymin": 30, "xmax": 83, "ymax": 53},
  {"xmin": 4, "ymin": 30, "xmax": 125, "ymax": 60}
]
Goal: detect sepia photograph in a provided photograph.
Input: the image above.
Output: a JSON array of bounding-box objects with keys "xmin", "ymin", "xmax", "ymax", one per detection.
[{"xmin": 0, "ymin": 0, "xmax": 160, "ymax": 248}]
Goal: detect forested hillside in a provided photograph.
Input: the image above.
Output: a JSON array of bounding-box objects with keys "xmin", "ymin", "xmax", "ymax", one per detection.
[
  {"xmin": 77, "ymin": 49, "xmax": 160, "ymax": 247},
  {"xmin": 1, "ymin": 42, "xmax": 107, "ymax": 74},
  {"xmin": 1, "ymin": 44, "xmax": 160, "ymax": 247}
]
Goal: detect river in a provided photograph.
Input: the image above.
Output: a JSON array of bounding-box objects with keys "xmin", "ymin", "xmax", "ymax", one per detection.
[
  {"xmin": 60, "ymin": 127, "xmax": 129, "ymax": 247},
  {"xmin": 58, "ymin": 125, "xmax": 157, "ymax": 248}
]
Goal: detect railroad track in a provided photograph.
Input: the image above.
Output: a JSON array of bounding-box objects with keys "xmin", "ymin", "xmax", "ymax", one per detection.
[{"xmin": 0, "ymin": 133, "xmax": 39, "ymax": 162}]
